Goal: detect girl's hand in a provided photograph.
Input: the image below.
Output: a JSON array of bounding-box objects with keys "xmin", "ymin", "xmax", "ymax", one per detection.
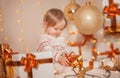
[
  {"xmin": 58, "ymin": 53, "xmax": 70, "ymax": 66},
  {"xmin": 58, "ymin": 52, "xmax": 75, "ymax": 66}
]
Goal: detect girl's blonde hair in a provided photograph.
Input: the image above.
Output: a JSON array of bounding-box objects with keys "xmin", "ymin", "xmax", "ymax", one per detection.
[{"xmin": 43, "ymin": 8, "xmax": 67, "ymax": 27}]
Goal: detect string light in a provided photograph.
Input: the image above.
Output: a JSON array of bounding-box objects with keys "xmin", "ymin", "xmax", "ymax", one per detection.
[
  {"xmin": 0, "ymin": 27, "xmax": 4, "ymax": 32},
  {"xmin": 19, "ymin": 0, "xmax": 24, "ymax": 5},
  {"xmin": 17, "ymin": 19, "xmax": 22, "ymax": 24},
  {"xmin": 97, "ymin": 52, "xmax": 100, "ymax": 56},
  {"xmin": 0, "ymin": 6, "xmax": 5, "ymax": 43},
  {"xmin": 92, "ymin": 56, "xmax": 95, "ymax": 60},
  {"xmin": 36, "ymin": 0, "xmax": 41, "ymax": 6},
  {"xmin": 16, "ymin": 9, "xmax": 22, "ymax": 14},
  {"xmin": 92, "ymin": 39, "xmax": 97, "ymax": 43},
  {"xmin": 3, "ymin": 36, "xmax": 8, "ymax": 41},
  {"xmin": 16, "ymin": 0, "xmax": 26, "ymax": 52},
  {"xmin": 20, "ymin": 29, "xmax": 24, "ymax": 33},
  {"xmin": 18, "ymin": 38, "xmax": 24, "ymax": 42},
  {"xmin": 0, "ymin": 8, "xmax": 2, "ymax": 22}
]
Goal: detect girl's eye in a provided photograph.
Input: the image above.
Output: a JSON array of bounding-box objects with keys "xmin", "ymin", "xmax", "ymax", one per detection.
[
  {"xmin": 54, "ymin": 28, "xmax": 58, "ymax": 30},
  {"xmin": 60, "ymin": 28, "xmax": 64, "ymax": 31},
  {"xmin": 59, "ymin": 29, "xmax": 62, "ymax": 31}
]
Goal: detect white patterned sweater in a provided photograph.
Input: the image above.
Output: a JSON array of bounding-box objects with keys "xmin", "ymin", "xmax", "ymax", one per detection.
[{"xmin": 36, "ymin": 33, "xmax": 72, "ymax": 63}]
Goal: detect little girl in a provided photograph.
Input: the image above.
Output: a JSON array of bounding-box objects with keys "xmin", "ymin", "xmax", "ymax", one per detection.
[{"xmin": 36, "ymin": 8, "xmax": 76, "ymax": 78}]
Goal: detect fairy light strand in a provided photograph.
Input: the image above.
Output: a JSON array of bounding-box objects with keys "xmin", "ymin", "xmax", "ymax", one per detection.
[{"xmin": 17, "ymin": 0, "xmax": 28, "ymax": 53}]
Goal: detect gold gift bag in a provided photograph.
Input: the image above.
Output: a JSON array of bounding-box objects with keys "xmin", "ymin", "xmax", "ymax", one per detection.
[
  {"xmin": 0, "ymin": 44, "xmax": 6, "ymax": 78},
  {"xmin": 0, "ymin": 44, "xmax": 14, "ymax": 78}
]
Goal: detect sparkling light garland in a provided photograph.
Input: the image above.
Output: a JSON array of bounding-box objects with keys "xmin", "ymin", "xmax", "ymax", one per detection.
[
  {"xmin": 0, "ymin": 7, "xmax": 2, "ymax": 22},
  {"xmin": 16, "ymin": 0, "xmax": 29, "ymax": 53}
]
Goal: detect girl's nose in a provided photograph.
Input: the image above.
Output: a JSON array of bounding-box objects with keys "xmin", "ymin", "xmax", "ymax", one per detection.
[{"xmin": 56, "ymin": 30, "xmax": 61, "ymax": 35}]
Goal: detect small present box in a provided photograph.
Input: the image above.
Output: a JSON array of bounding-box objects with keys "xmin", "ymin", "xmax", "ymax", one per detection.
[
  {"xmin": 12, "ymin": 52, "xmax": 54, "ymax": 78},
  {"xmin": 83, "ymin": 61, "xmax": 100, "ymax": 69},
  {"xmin": 96, "ymin": 42, "xmax": 110, "ymax": 52},
  {"xmin": 32, "ymin": 52, "xmax": 54, "ymax": 78},
  {"xmin": 12, "ymin": 53, "xmax": 27, "ymax": 78}
]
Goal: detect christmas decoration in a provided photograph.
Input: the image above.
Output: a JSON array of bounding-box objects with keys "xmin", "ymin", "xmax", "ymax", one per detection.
[
  {"xmin": 74, "ymin": 2, "xmax": 103, "ymax": 35},
  {"xmin": 64, "ymin": 0, "xmax": 80, "ymax": 21},
  {"xmin": 103, "ymin": 0, "xmax": 120, "ymax": 36},
  {"xmin": 97, "ymin": 43, "xmax": 120, "ymax": 58},
  {"xmin": 65, "ymin": 41, "xmax": 120, "ymax": 78},
  {"xmin": 20, "ymin": 54, "xmax": 38, "ymax": 72}
]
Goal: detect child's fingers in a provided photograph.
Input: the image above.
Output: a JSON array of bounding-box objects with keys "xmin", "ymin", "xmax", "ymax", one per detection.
[
  {"xmin": 67, "ymin": 52, "xmax": 75, "ymax": 56},
  {"xmin": 61, "ymin": 57, "xmax": 70, "ymax": 66}
]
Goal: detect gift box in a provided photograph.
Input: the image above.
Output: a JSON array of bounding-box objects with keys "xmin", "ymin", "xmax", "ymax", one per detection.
[{"xmin": 12, "ymin": 52, "xmax": 54, "ymax": 78}]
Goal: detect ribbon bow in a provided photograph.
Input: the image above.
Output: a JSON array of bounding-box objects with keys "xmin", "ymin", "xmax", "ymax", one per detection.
[
  {"xmin": 98, "ymin": 43, "xmax": 120, "ymax": 58},
  {"xmin": 103, "ymin": 0, "xmax": 120, "ymax": 18},
  {"xmin": 66, "ymin": 52, "xmax": 83, "ymax": 68},
  {"xmin": 21, "ymin": 54, "xmax": 38, "ymax": 72},
  {"xmin": 4, "ymin": 48, "xmax": 13, "ymax": 59},
  {"xmin": 0, "ymin": 44, "xmax": 18, "ymax": 59}
]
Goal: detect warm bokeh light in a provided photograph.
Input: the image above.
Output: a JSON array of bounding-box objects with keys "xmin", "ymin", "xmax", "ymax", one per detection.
[
  {"xmin": 19, "ymin": 0, "xmax": 24, "ymax": 4},
  {"xmin": 16, "ymin": 9, "xmax": 22, "ymax": 14},
  {"xmin": 3, "ymin": 36, "xmax": 8, "ymax": 41},
  {"xmin": 36, "ymin": 0, "xmax": 41, "ymax": 5},
  {"xmin": 0, "ymin": 27, "xmax": 4, "ymax": 32},
  {"xmin": 18, "ymin": 38, "xmax": 24, "ymax": 42},
  {"xmin": 17, "ymin": 19, "xmax": 22, "ymax": 24}
]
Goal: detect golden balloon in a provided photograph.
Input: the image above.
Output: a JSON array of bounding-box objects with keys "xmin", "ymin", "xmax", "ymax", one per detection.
[
  {"xmin": 74, "ymin": 5, "xmax": 103, "ymax": 35},
  {"xmin": 64, "ymin": 0, "xmax": 80, "ymax": 21}
]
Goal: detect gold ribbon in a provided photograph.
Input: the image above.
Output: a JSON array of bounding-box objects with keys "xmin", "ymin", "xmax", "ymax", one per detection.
[
  {"xmin": 20, "ymin": 54, "xmax": 38, "ymax": 72},
  {"xmin": 5, "ymin": 58, "xmax": 14, "ymax": 78},
  {"xmin": 0, "ymin": 44, "xmax": 14, "ymax": 78},
  {"xmin": 98, "ymin": 43, "xmax": 120, "ymax": 58},
  {"xmin": 103, "ymin": 1, "xmax": 120, "ymax": 18}
]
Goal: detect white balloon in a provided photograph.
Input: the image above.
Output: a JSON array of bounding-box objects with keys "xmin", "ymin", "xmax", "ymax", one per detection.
[{"xmin": 74, "ymin": 5, "xmax": 103, "ymax": 35}]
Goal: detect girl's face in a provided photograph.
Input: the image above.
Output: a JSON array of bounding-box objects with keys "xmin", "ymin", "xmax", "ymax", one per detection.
[{"xmin": 45, "ymin": 19, "xmax": 66, "ymax": 38}]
